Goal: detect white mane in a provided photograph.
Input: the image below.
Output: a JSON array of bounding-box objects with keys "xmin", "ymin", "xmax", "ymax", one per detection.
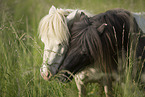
[
  {"xmin": 39, "ymin": 6, "xmax": 70, "ymax": 45},
  {"xmin": 38, "ymin": 6, "xmax": 93, "ymax": 45}
]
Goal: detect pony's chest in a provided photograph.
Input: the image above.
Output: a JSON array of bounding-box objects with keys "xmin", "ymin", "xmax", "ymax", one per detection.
[{"xmin": 75, "ymin": 66, "xmax": 120, "ymax": 84}]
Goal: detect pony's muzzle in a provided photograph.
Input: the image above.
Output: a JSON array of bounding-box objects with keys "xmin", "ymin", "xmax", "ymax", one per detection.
[{"xmin": 40, "ymin": 65, "xmax": 52, "ymax": 80}]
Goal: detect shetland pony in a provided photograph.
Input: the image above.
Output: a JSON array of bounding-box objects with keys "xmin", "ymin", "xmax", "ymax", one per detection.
[
  {"xmin": 43, "ymin": 9, "xmax": 145, "ymax": 97},
  {"xmin": 39, "ymin": 6, "xmax": 93, "ymax": 80}
]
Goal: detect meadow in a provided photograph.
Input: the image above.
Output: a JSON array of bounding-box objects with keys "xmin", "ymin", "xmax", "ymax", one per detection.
[{"xmin": 0, "ymin": 0, "xmax": 145, "ymax": 97}]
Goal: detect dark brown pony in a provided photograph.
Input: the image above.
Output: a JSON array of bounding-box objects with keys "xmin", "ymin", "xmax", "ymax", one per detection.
[
  {"xmin": 57, "ymin": 9, "xmax": 145, "ymax": 96},
  {"xmin": 47, "ymin": 9, "xmax": 145, "ymax": 96},
  {"xmin": 58, "ymin": 9, "xmax": 142, "ymax": 76}
]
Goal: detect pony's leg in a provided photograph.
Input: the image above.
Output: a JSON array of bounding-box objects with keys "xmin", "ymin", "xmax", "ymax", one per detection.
[
  {"xmin": 103, "ymin": 78, "xmax": 113, "ymax": 97},
  {"xmin": 104, "ymin": 85, "xmax": 109, "ymax": 97},
  {"xmin": 77, "ymin": 84, "xmax": 87, "ymax": 97},
  {"xmin": 75, "ymin": 75, "xmax": 87, "ymax": 97},
  {"xmin": 104, "ymin": 84, "xmax": 113, "ymax": 97}
]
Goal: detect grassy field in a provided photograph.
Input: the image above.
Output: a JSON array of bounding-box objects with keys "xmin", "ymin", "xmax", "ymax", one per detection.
[{"xmin": 0, "ymin": 0, "xmax": 145, "ymax": 97}]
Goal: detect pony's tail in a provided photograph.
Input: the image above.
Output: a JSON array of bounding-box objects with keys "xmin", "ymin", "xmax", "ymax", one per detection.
[{"xmin": 38, "ymin": 6, "xmax": 70, "ymax": 45}]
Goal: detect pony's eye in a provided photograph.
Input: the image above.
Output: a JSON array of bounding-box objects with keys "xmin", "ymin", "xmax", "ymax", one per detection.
[
  {"xmin": 64, "ymin": 15, "xmax": 68, "ymax": 17},
  {"xmin": 58, "ymin": 43, "xmax": 61, "ymax": 46}
]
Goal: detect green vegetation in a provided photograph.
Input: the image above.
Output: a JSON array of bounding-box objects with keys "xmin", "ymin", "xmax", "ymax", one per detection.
[{"xmin": 0, "ymin": 0, "xmax": 145, "ymax": 97}]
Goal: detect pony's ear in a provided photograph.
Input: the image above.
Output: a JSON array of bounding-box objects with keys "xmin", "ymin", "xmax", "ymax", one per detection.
[
  {"xmin": 49, "ymin": 5, "xmax": 57, "ymax": 14},
  {"xmin": 66, "ymin": 10, "xmax": 79, "ymax": 28},
  {"xmin": 97, "ymin": 23, "xmax": 107, "ymax": 35},
  {"xmin": 66, "ymin": 10, "xmax": 78, "ymax": 22},
  {"xmin": 80, "ymin": 12, "xmax": 88, "ymax": 21}
]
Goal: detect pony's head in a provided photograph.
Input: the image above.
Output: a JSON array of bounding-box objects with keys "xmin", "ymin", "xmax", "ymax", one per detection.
[{"xmin": 39, "ymin": 6, "xmax": 91, "ymax": 80}]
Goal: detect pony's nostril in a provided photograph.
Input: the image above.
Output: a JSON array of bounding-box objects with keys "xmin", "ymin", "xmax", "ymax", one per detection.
[
  {"xmin": 47, "ymin": 70, "xmax": 52, "ymax": 79},
  {"xmin": 46, "ymin": 72, "xmax": 50, "ymax": 78}
]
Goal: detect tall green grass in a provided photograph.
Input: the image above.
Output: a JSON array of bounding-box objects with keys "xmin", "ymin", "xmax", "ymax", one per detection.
[{"xmin": 0, "ymin": 0, "xmax": 145, "ymax": 97}]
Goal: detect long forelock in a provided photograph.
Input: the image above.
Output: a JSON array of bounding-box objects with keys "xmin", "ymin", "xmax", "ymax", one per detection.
[
  {"xmin": 71, "ymin": 16, "xmax": 103, "ymax": 61},
  {"xmin": 38, "ymin": 8, "xmax": 70, "ymax": 45}
]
